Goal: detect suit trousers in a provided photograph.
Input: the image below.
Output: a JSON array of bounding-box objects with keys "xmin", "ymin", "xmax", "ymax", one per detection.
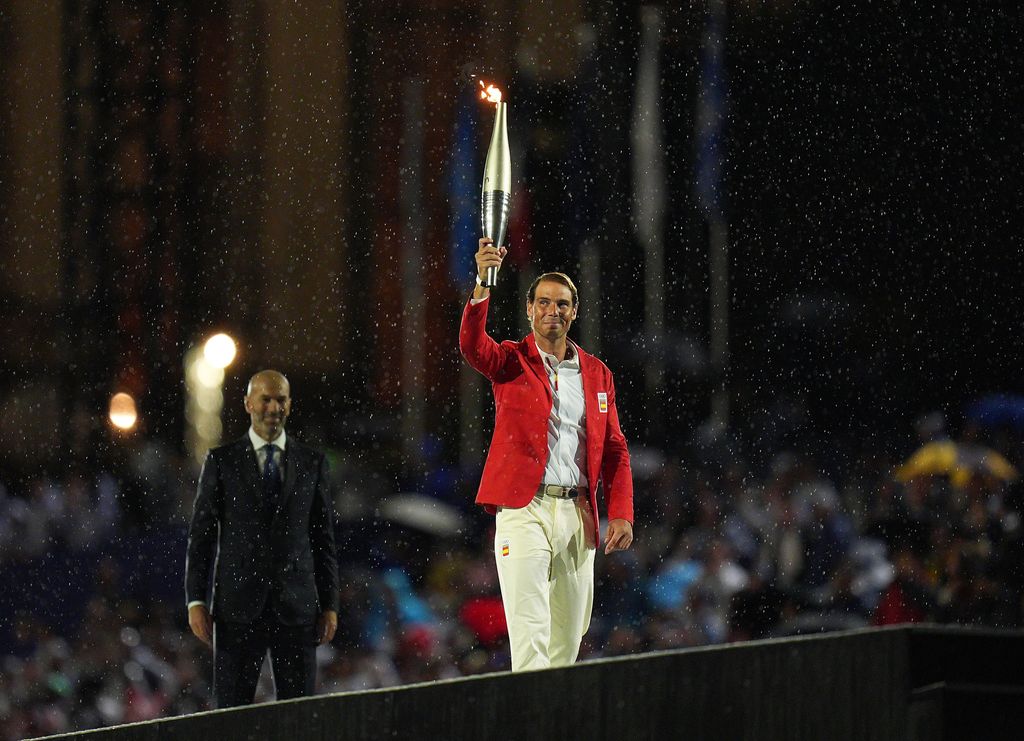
[
  {"xmin": 494, "ymin": 494, "xmax": 596, "ymax": 671},
  {"xmin": 213, "ymin": 607, "xmax": 317, "ymax": 708}
]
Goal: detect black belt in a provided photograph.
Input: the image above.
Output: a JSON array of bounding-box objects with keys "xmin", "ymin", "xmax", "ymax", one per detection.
[{"xmin": 536, "ymin": 484, "xmax": 579, "ymax": 499}]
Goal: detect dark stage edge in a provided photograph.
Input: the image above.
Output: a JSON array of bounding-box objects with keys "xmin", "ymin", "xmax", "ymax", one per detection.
[{"xmin": 34, "ymin": 625, "xmax": 1024, "ymax": 741}]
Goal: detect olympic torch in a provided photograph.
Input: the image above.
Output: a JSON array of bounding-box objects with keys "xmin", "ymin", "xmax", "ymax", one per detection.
[{"xmin": 479, "ymin": 81, "xmax": 510, "ymax": 288}]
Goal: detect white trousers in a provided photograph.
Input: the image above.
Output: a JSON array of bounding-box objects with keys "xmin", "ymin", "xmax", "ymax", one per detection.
[{"xmin": 494, "ymin": 495, "xmax": 596, "ymax": 671}]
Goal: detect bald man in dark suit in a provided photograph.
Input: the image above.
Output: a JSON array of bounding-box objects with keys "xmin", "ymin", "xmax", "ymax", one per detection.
[{"xmin": 185, "ymin": 369, "xmax": 339, "ymax": 707}]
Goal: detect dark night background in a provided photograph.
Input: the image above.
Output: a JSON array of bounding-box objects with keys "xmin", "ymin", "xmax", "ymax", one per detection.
[
  {"xmin": 0, "ymin": 0, "xmax": 1023, "ymax": 733},
  {"xmin": 0, "ymin": 1, "xmax": 1019, "ymax": 471},
  {"xmin": 499, "ymin": 2, "xmax": 1023, "ymax": 467}
]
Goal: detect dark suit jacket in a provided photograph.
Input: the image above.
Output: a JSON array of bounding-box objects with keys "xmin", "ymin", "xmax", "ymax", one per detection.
[{"xmin": 185, "ymin": 435, "xmax": 340, "ymax": 626}]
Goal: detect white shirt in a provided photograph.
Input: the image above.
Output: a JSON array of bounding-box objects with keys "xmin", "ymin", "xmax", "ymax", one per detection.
[{"xmin": 537, "ymin": 344, "xmax": 588, "ymax": 490}]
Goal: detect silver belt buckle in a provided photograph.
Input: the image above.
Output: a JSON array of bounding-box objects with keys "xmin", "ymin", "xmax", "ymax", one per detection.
[{"xmin": 540, "ymin": 483, "xmax": 575, "ymax": 499}]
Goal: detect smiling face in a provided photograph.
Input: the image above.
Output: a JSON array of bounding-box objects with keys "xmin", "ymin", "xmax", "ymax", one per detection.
[
  {"xmin": 244, "ymin": 371, "xmax": 291, "ymax": 442},
  {"xmin": 527, "ymin": 280, "xmax": 578, "ymax": 348}
]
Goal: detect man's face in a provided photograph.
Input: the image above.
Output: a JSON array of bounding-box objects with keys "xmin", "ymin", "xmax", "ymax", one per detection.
[
  {"xmin": 527, "ymin": 280, "xmax": 578, "ymax": 344},
  {"xmin": 244, "ymin": 375, "xmax": 291, "ymax": 442}
]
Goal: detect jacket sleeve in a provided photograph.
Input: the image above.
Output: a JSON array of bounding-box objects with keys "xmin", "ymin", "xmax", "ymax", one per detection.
[
  {"xmin": 310, "ymin": 454, "xmax": 340, "ymax": 613},
  {"xmin": 459, "ymin": 298, "xmax": 510, "ymax": 382},
  {"xmin": 185, "ymin": 451, "xmax": 222, "ymax": 606},
  {"xmin": 601, "ymin": 375, "xmax": 634, "ymax": 523}
]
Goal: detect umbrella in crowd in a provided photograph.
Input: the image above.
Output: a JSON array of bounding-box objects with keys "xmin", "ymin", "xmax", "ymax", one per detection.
[
  {"xmin": 377, "ymin": 494, "xmax": 466, "ymax": 538},
  {"xmin": 894, "ymin": 440, "xmax": 1018, "ymax": 488}
]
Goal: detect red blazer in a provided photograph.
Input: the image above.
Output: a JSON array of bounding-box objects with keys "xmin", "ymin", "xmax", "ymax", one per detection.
[{"xmin": 459, "ymin": 298, "xmax": 634, "ymax": 543}]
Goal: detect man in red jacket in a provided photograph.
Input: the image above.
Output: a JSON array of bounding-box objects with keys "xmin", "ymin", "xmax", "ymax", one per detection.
[{"xmin": 460, "ymin": 238, "xmax": 634, "ymax": 671}]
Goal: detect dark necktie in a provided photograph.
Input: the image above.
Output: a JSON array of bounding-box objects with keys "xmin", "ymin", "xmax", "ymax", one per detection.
[{"xmin": 263, "ymin": 443, "xmax": 282, "ymax": 507}]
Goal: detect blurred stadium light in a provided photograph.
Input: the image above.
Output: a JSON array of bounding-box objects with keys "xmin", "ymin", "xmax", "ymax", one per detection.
[
  {"xmin": 203, "ymin": 333, "xmax": 237, "ymax": 369},
  {"xmin": 108, "ymin": 392, "xmax": 138, "ymax": 431},
  {"xmin": 185, "ymin": 333, "xmax": 237, "ymax": 465}
]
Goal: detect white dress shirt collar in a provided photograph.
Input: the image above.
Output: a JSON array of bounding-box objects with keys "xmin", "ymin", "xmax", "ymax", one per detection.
[
  {"xmin": 248, "ymin": 426, "xmax": 287, "ymax": 452},
  {"xmin": 536, "ymin": 340, "xmax": 580, "ymax": 368}
]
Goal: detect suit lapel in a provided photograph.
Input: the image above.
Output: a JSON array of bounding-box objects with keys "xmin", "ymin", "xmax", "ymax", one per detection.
[
  {"xmin": 575, "ymin": 345, "xmax": 602, "ymax": 488},
  {"xmin": 236, "ymin": 436, "xmax": 261, "ymax": 491},
  {"xmin": 523, "ymin": 334, "xmax": 553, "ymax": 403},
  {"xmin": 233, "ymin": 436, "xmax": 269, "ymax": 520}
]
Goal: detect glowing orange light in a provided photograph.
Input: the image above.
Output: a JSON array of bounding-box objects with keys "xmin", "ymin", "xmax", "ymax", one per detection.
[
  {"xmin": 478, "ymin": 80, "xmax": 503, "ymax": 104},
  {"xmin": 109, "ymin": 392, "xmax": 138, "ymax": 431}
]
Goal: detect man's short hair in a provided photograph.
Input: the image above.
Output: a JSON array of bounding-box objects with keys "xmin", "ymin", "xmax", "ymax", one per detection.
[{"xmin": 528, "ymin": 272, "xmax": 579, "ymax": 306}]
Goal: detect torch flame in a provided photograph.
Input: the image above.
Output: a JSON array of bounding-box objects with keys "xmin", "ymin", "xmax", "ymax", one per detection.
[{"xmin": 478, "ymin": 79, "xmax": 503, "ymax": 104}]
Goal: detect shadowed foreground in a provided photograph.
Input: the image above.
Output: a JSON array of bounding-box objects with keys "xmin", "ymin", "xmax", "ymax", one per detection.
[{"xmin": 35, "ymin": 625, "xmax": 1024, "ymax": 741}]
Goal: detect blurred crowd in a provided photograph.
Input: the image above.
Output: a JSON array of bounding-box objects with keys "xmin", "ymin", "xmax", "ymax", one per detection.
[{"xmin": 2, "ymin": 412, "xmax": 1022, "ymax": 739}]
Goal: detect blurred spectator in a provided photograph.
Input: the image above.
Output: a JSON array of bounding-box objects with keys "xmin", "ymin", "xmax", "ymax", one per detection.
[
  {"xmin": 2, "ymin": 418, "xmax": 1023, "ymax": 737},
  {"xmin": 872, "ymin": 547, "xmax": 935, "ymax": 625}
]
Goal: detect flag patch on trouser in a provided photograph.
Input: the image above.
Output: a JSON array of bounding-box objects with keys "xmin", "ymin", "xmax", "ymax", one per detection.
[{"xmin": 501, "ymin": 539, "xmax": 510, "ymax": 557}]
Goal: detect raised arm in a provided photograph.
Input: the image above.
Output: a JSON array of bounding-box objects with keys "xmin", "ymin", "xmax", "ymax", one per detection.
[
  {"xmin": 459, "ymin": 238, "xmax": 511, "ymax": 381},
  {"xmin": 472, "ymin": 237, "xmax": 506, "ymax": 301}
]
